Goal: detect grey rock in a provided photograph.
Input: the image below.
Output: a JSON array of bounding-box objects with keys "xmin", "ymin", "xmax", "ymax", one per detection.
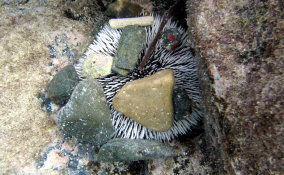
[
  {"xmin": 105, "ymin": 1, "xmax": 143, "ymax": 18},
  {"xmin": 112, "ymin": 25, "xmax": 146, "ymax": 74},
  {"xmin": 57, "ymin": 79, "xmax": 114, "ymax": 146},
  {"xmin": 97, "ymin": 138, "xmax": 176, "ymax": 162},
  {"xmin": 173, "ymin": 89, "xmax": 193, "ymax": 121},
  {"xmin": 111, "ymin": 64, "xmax": 130, "ymax": 75},
  {"xmin": 47, "ymin": 65, "xmax": 80, "ymax": 105}
]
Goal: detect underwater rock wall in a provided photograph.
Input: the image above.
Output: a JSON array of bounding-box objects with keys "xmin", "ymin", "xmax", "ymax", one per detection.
[{"xmin": 187, "ymin": 0, "xmax": 283, "ymax": 174}]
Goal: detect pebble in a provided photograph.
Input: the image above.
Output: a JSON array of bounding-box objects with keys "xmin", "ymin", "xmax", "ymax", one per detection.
[
  {"xmin": 111, "ymin": 65, "xmax": 130, "ymax": 76},
  {"xmin": 97, "ymin": 138, "xmax": 175, "ymax": 162},
  {"xmin": 173, "ymin": 89, "xmax": 193, "ymax": 121},
  {"xmin": 82, "ymin": 53, "xmax": 113, "ymax": 78},
  {"xmin": 112, "ymin": 69, "xmax": 174, "ymax": 132},
  {"xmin": 57, "ymin": 79, "xmax": 114, "ymax": 146},
  {"xmin": 105, "ymin": 0, "xmax": 143, "ymax": 18},
  {"xmin": 112, "ymin": 25, "xmax": 146, "ymax": 75},
  {"xmin": 47, "ymin": 65, "xmax": 80, "ymax": 105}
]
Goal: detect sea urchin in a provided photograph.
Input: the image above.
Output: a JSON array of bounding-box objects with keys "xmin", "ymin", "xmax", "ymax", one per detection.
[{"xmin": 75, "ymin": 15, "xmax": 202, "ymax": 141}]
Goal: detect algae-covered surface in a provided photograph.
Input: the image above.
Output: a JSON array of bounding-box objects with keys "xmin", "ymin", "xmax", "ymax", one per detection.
[{"xmin": 0, "ymin": 4, "xmax": 92, "ymax": 174}]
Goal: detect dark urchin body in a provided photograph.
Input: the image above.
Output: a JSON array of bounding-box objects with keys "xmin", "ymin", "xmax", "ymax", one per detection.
[{"xmin": 75, "ymin": 16, "xmax": 202, "ymax": 141}]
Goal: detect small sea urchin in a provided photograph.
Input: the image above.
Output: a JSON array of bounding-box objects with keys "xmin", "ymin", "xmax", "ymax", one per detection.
[{"xmin": 75, "ymin": 16, "xmax": 202, "ymax": 141}]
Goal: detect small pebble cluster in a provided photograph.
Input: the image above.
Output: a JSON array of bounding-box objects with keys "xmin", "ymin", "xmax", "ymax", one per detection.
[{"xmin": 45, "ymin": 2, "xmax": 202, "ymax": 162}]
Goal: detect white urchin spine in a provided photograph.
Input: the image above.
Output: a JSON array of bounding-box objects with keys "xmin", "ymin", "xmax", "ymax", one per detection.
[{"xmin": 76, "ymin": 15, "xmax": 203, "ymax": 141}]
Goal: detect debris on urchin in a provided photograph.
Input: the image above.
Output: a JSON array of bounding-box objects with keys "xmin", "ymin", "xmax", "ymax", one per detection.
[{"xmin": 74, "ymin": 16, "xmax": 203, "ymax": 141}]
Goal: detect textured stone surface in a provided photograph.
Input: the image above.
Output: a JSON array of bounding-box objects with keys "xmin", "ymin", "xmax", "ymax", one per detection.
[
  {"xmin": 58, "ymin": 79, "xmax": 114, "ymax": 146},
  {"xmin": 105, "ymin": 0, "xmax": 143, "ymax": 18},
  {"xmin": 173, "ymin": 89, "xmax": 193, "ymax": 121},
  {"xmin": 0, "ymin": 0, "xmax": 28, "ymax": 6},
  {"xmin": 82, "ymin": 53, "xmax": 113, "ymax": 78},
  {"xmin": 33, "ymin": 0, "xmax": 111, "ymax": 23},
  {"xmin": 113, "ymin": 69, "xmax": 174, "ymax": 132},
  {"xmin": 187, "ymin": 0, "xmax": 284, "ymax": 174},
  {"xmin": 36, "ymin": 137, "xmax": 98, "ymax": 174},
  {"xmin": 0, "ymin": 3, "xmax": 92, "ymax": 174},
  {"xmin": 97, "ymin": 138, "xmax": 175, "ymax": 162},
  {"xmin": 113, "ymin": 25, "xmax": 146, "ymax": 72},
  {"xmin": 47, "ymin": 65, "xmax": 80, "ymax": 105},
  {"xmin": 149, "ymin": 135, "xmax": 212, "ymax": 175},
  {"xmin": 111, "ymin": 64, "xmax": 130, "ymax": 75}
]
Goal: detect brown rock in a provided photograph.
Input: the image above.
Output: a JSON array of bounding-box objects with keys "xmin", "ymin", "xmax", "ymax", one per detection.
[{"xmin": 113, "ymin": 69, "xmax": 174, "ymax": 132}]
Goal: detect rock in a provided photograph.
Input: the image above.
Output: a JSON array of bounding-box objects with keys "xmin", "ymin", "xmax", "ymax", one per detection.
[
  {"xmin": 57, "ymin": 79, "xmax": 114, "ymax": 146},
  {"xmin": 113, "ymin": 69, "xmax": 174, "ymax": 132},
  {"xmin": 81, "ymin": 53, "xmax": 113, "ymax": 78},
  {"xmin": 173, "ymin": 89, "xmax": 193, "ymax": 121},
  {"xmin": 0, "ymin": 0, "xmax": 28, "ymax": 6},
  {"xmin": 112, "ymin": 25, "xmax": 146, "ymax": 74},
  {"xmin": 0, "ymin": 4, "xmax": 92, "ymax": 174},
  {"xmin": 47, "ymin": 65, "xmax": 80, "ymax": 105},
  {"xmin": 58, "ymin": 0, "xmax": 105, "ymax": 22},
  {"xmin": 40, "ymin": 97, "xmax": 59, "ymax": 114},
  {"xmin": 187, "ymin": 0, "xmax": 283, "ymax": 174},
  {"xmin": 105, "ymin": 0, "xmax": 143, "ymax": 18},
  {"xmin": 91, "ymin": 15, "xmax": 110, "ymax": 38},
  {"xmin": 37, "ymin": 139, "xmax": 99, "ymax": 173},
  {"xmin": 111, "ymin": 64, "xmax": 130, "ymax": 76},
  {"xmin": 97, "ymin": 138, "xmax": 175, "ymax": 162}
]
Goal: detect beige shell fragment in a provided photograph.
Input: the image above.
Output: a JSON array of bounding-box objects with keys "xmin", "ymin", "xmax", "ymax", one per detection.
[{"xmin": 109, "ymin": 16, "xmax": 154, "ymax": 29}]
